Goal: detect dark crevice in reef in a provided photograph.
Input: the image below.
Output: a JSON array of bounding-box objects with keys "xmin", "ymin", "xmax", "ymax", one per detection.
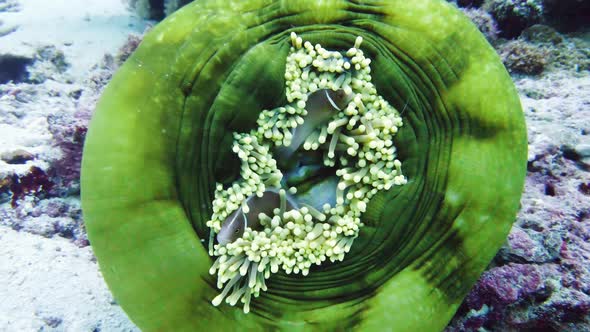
[
  {"xmin": 129, "ymin": 0, "xmax": 194, "ymax": 20},
  {"xmin": 544, "ymin": 0, "xmax": 590, "ymax": 33},
  {"xmin": 148, "ymin": 0, "xmax": 165, "ymax": 20},
  {"xmin": 0, "ymin": 54, "xmax": 32, "ymax": 84},
  {"xmin": 544, "ymin": 182, "xmax": 556, "ymax": 196}
]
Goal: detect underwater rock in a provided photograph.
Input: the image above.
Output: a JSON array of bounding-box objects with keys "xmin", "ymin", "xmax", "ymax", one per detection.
[
  {"xmin": 0, "ymin": 149, "xmax": 34, "ymax": 165},
  {"xmin": 449, "ymin": 159, "xmax": 590, "ymax": 330},
  {"xmin": 0, "ymin": 0, "xmax": 19, "ymax": 13},
  {"xmin": 0, "ymin": 95, "xmax": 93, "ymax": 240},
  {"xmin": 27, "ymin": 46, "xmax": 70, "ymax": 84},
  {"xmin": 41, "ymin": 316, "xmax": 63, "ymax": 329},
  {"xmin": 448, "ymin": 66, "xmax": 590, "ymax": 331},
  {"xmin": 464, "ymin": 264, "xmax": 546, "ymax": 309},
  {"xmin": 574, "ymin": 144, "xmax": 590, "ymax": 159},
  {"xmin": 462, "ymin": 7, "xmax": 499, "ymax": 41},
  {"xmin": 0, "ymin": 195, "xmax": 87, "ymax": 245},
  {"xmin": 496, "ymin": 226, "xmax": 559, "ymax": 264},
  {"xmin": 521, "ymin": 24, "xmax": 564, "ymax": 45},
  {"xmin": 115, "ymin": 34, "xmax": 143, "ymax": 66},
  {"xmin": 447, "ymin": 263, "xmax": 590, "ymax": 331},
  {"xmin": 36, "ymin": 46, "xmax": 68, "ymax": 73},
  {"xmin": 0, "ymin": 177, "xmax": 11, "ymax": 202},
  {"xmin": 513, "ymin": 27, "xmax": 589, "ymax": 73},
  {"xmin": 0, "ymin": 20, "xmax": 18, "ymax": 38},
  {"xmin": 46, "ymin": 112, "xmax": 90, "ymax": 197},
  {"xmin": 484, "ymin": 0, "xmax": 544, "ymax": 38},
  {"xmin": 499, "ymin": 40, "xmax": 547, "ymax": 75},
  {"xmin": 562, "ymin": 143, "xmax": 590, "ymax": 170},
  {"xmin": 553, "ymin": 36, "xmax": 590, "ymax": 73}
]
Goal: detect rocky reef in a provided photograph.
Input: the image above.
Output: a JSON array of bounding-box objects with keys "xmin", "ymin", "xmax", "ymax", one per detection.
[
  {"xmin": 447, "ymin": 71, "xmax": 590, "ymax": 330},
  {"xmin": 451, "ymin": 0, "xmax": 590, "ymax": 38}
]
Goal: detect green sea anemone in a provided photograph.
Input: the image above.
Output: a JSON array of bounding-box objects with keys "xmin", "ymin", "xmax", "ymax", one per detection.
[
  {"xmin": 81, "ymin": 0, "xmax": 527, "ymax": 331},
  {"xmin": 207, "ymin": 34, "xmax": 408, "ymax": 312}
]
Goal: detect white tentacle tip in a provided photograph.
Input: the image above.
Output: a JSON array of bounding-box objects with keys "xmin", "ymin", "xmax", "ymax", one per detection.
[{"xmin": 211, "ymin": 294, "xmax": 224, "ymax": 307}]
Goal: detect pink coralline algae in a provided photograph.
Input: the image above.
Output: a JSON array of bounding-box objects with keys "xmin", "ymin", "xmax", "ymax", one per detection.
[
  {"xmin": 47, "ymin": 112, "xmax": 89, "ymax": 197},
  {"xmin": 447, "ymin": 137, "xmax": 590, "ymax": 331}
]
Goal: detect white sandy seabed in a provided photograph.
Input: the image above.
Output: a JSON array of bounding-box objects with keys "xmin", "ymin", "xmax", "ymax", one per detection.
[
  {"xmin": 0, "ymin": 0, "xmax": 588, "ymax": 332},
  {"xmin": 0, "ymin": 227, "xmax": 138, "ymax": 331}
]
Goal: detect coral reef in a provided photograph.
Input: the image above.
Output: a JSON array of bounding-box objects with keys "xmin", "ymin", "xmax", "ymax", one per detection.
[
  {"xmin": 500, "ymin": 25, "xmax": 590, "ymax": 74},
  {"xmin": 0, "ymin": 46, "xmax": 69, "ymax": 85},
  {"xmin": 0, "ymin": 195, "xmax": 87, "ymax": 246},
  {"xmin": 548, "ymin": 33, "xmax": 590, "ymax": 73},
  {"xmin": 46, "ymin": 110, "xmax": 90, "ymax": 197},
  {"xmin": 448, "ymin": 70, "xmax": 590, "ymax": 332},
  {"xmin": 461, "ymin": 7, "xmax": 499, "ymax": 41},
  {"xmin": 499, "ymin": 40, "xmax": 548, "ymax": 75},
  {"xmin": 27, "ymin": 46, "xmax": 70, "ymax": 84},
  {"xmin": 115, "ymin": 33, "xmax": 143, "ymax": 65},
  {"xmin": 521, "ymin": 24, "xmax": 564, "ymax": 45},
  {"xmin": 484, "ymin": 0, "xmax": 544, "ymax": 38},
  {"xmin": 0, "ymin": 17, "xmax": 150, "ymax": 252}
]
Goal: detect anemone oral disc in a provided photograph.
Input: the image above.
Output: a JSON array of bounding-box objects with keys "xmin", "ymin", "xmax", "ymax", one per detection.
[{"xmin": 206, "ymin": 33, "xmax": 407, "ymax": 312}]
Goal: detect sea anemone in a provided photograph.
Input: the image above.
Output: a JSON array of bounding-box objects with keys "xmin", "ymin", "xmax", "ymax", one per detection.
[
  {"xmin": 81, "ymin": 1, "xmax": 527, "ymax": 331},
  {"xmin": 206, "ymin": 34, "xmax": 407, "ymax": 312}
]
